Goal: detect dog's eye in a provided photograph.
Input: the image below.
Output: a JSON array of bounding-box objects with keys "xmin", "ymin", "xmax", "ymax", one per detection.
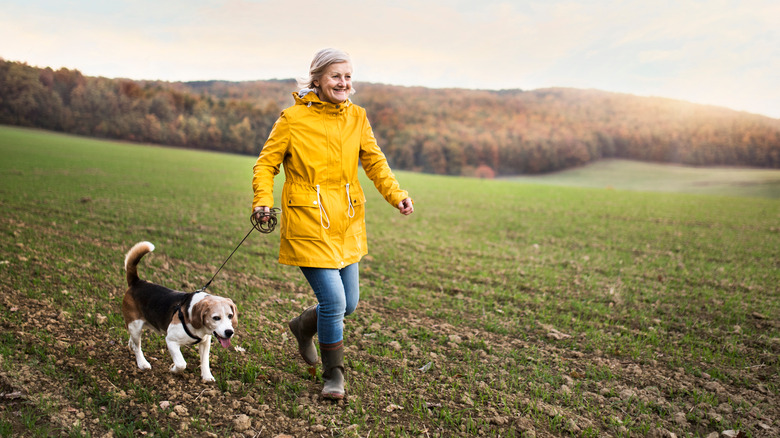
[
  {"xmin": 213, "ymin": 316, "xmax": 221, "ymax": 321},
  {"xmin": 228, "ymin": 314, "xmax": 233, "ymax": 319}
]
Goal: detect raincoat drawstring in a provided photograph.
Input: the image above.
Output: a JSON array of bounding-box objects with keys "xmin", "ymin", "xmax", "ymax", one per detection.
[
  {"xmin": 346, "ymin": 183, "xmax": 355, "ymax": 219},
  {"xmin": 316, "ymin": 185, "xmax": 330, "ymax": 229}
]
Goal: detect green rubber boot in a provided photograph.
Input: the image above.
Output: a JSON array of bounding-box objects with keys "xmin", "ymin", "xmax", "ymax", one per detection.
[
  {"xmin": 288, "ymin": 306, "xmax": 318, "ymax": 365},
  {"xmin": 320, "ymin": 341, "xmax": 345, "ymax": 399}
]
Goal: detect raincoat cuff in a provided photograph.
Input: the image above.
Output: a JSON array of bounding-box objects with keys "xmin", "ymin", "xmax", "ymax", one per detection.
[{"xmin": 388, "ymin": 191, "xmax": 409, "ymax": 208}]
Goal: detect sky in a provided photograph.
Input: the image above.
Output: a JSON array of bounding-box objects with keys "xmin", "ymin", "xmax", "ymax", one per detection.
[{"xmin": 2, "ymin": 0, "xmax": 778, "ymax": 119}]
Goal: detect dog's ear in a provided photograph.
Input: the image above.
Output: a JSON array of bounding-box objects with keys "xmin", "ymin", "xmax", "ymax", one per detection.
[
  {"xmin": 228, "ymin": 299, "xmax": 238, "ymax": 328},
  {"xmin": 190, "ymin": 299, "xmax": 206, "ymax": 329}
]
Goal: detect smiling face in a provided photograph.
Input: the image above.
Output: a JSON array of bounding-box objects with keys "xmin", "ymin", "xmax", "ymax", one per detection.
[{"xmin": 313, "ymin": 61, "xmax": 352, "ymax": 104}]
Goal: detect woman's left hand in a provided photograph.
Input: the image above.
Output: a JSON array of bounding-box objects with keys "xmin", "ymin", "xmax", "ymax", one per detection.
[{"xmin": 397, "ymin": 198, "xmax": 414, "ymax": 216}]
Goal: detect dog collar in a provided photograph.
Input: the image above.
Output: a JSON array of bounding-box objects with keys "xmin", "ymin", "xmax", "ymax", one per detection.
[{"xmin": 175, "ymin": 304, "xmax": 202, "ymax": 345}]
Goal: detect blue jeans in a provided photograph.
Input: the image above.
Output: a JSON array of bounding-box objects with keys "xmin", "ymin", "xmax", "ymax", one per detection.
[{"xmin": 300, "ymin": 263, "xmax": 359, "ymax": 344}]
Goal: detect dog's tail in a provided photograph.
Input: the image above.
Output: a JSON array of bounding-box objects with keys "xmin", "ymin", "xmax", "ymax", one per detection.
[{"xmin": 124, "ymin": 241, "xmax": 155, "ymax": 286}]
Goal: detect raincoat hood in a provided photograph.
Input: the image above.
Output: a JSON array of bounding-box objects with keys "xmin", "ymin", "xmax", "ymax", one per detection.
[{"xmin": 292, "ymin": 88, "xmax": 352, "ymax": 111}]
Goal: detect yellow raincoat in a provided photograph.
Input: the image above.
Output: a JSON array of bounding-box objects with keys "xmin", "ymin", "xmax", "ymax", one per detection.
[{"xmin": 252, "ymin": 90, "xmax": 409, "ymax": 268}]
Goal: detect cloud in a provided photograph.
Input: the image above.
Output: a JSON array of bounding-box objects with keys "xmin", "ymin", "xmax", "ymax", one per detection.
[{"xmin": 638, "ymin": 49, "xmax": 686, "ymax": 64}]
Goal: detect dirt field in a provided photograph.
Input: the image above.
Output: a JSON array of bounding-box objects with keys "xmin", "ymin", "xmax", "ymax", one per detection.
[
  {"xmin": 1, "ymin": 127, "xmax": 778, "ymax": 437},
  {"xmin": 1, "ymin": 275, "xmax": 778, "ymax": 437}
]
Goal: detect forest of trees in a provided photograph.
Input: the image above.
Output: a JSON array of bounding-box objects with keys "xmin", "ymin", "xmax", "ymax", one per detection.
[{"xmin": 2, "ymin": 58, "xmax": 779, "ymax": 176}]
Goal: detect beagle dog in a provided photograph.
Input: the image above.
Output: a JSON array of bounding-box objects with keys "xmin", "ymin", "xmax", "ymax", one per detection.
[{"xmin": 122, "ymin": 241, "xmax": 238, "ymax": 382}]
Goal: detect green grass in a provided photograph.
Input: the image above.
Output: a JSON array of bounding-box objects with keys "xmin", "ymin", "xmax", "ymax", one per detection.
[
  {"xmin": 0, "ymin": 125, "xmax": 778, "ymax": 437},
  {"xmin": 503, "ymin": 158, "xmax": 780, "ymax": 198}
]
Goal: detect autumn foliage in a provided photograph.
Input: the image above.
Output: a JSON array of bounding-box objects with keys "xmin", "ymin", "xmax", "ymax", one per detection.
[{"xmin": 1, "ymin": 59, "xmax": 778, "ymax": 176}]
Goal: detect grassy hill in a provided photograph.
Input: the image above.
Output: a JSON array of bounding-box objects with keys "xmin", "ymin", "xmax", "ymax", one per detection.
[
  {"xmin": 0, "ymin": 125, "xmax": 778, "ymax": 437},
  {"xmin": 503, "ymin": 159, "xmax": 780, "ymax": 199}
]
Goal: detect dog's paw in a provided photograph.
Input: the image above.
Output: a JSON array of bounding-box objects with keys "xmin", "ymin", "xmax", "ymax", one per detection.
[
  {"xmin": 137, "ymin": 360, "xmax": 152, "ymax": 370},
  {"xmin": 201, "ymin": 374, "xmax": 215, "ymax": 383},
  {"xmin": 169, "ymin": 363, "xmax": 186, "ymax": 374}
]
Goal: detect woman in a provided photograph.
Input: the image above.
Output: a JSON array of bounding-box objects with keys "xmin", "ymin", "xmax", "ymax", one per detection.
[{"xmin": 252, "ymin": 48, "xmax": 414, "ymax": 399}]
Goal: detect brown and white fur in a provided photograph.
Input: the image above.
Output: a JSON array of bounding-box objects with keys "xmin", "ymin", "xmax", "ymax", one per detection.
[{"xmin": 122, "ymin": 241, "xmax": 238, "ymax": 382}]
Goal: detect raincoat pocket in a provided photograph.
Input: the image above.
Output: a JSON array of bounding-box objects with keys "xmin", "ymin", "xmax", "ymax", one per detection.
[
  {"xmin": 284, "ymin": 191, "xmax": 322, "ymax": 240},
  {"xmin": 345, "ymin": 185, "xmax": 366, "ymax": 237}
]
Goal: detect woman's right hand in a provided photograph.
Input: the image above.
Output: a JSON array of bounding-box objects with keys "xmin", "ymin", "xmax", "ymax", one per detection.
[
  {"xmin": 253, "ymin": 206, "xmax": 271, "ymax": 222},
  {"xmin": 397, "ymin": 198, "xmax": 414, "ymax": 216}
]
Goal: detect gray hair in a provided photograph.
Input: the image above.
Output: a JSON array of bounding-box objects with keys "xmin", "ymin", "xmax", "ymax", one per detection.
[{"xmin": 297, "ymin": 48, "xmax": 356, "ymax": 95}]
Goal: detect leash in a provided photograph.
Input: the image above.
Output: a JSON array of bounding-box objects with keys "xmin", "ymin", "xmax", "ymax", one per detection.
[
  {"xmin": 194, "ymin": 208, "xmax": 281, "ymax": 294},
  {"xmin": 172, "ymin": 209, "xmax": 280, "ymax": 344}
]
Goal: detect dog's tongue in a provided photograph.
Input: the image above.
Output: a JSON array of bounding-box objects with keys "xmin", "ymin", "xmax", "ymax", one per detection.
[{"xmin": 217, "ymin": 335, "xmax": 231, "ymax": 349}]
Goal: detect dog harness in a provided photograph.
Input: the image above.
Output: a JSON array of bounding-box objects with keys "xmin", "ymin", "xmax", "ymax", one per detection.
[{"xmin": 173, "ymin": 303, "xmax": 202, "ymax": 345}]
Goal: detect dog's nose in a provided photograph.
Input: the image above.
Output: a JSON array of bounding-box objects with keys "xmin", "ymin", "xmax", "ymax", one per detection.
[{"xmin": 225, "ymin": 330, "xmax": 234, "ymax": 338}]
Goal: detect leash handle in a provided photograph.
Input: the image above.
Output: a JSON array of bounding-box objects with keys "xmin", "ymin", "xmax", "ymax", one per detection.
[{"xmin": 251, "ymin": 208, "xmax": 281, "ymax": 234}]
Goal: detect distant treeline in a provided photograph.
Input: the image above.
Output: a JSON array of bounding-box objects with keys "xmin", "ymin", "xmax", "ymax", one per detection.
[{"xmin": 2, "ymin": 59, "xmax": 779, "ymax": 176}]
